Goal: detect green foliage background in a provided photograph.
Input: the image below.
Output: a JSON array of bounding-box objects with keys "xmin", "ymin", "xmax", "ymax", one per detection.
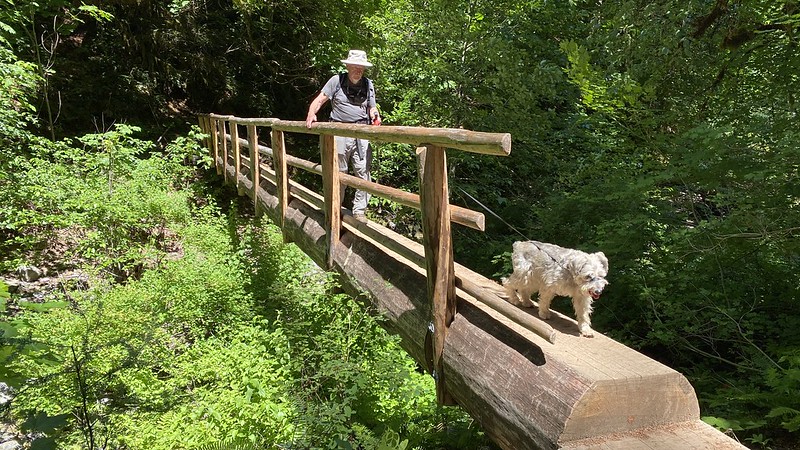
[{"xmin": 1, "ymin": 0, "xmax": 799, "ymax": 448}]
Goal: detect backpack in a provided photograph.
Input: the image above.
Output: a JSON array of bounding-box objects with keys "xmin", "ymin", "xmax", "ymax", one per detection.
[{"xmin": 336, "ymin": 73, "xmax": 373, "ymax": 108}]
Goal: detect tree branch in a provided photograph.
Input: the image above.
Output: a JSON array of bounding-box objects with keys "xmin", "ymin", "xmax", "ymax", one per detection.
[{"xmin": 692, "ymin": 0, "xmax": 729, "ymax": 39}]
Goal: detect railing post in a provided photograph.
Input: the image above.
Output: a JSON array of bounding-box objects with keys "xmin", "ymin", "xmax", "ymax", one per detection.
[
  {"xmin": 418, "ymin": 145, "xmax": 457, "ymax": 406},
  {"xmin": 200, "ymin": 115, "xmax": 210, "ymax": 155},
  {"xmin": 220, "ymin": 119, "xmax": 229, "ymax": 184},
  {"xmin": 247, "ymin": 124, "xmax": 260, "ymax": 216},
  {"xmin": 321, "ymin": 134, "xmax": 340, "ymax": 269},
  {"xmin": 211, "ymin": 117, "xmax": 221, "ymax": 175},
  {"xmin": 272, "ymin": 129, "xmax": 289, "ymax": 242},
  {"xmin": 230, "ymin": 121, "xmax": 243, "ymax": 195}
]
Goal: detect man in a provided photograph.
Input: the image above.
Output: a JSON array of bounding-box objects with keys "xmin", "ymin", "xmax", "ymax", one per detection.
[{"xmin": 306, "ymin": 49, "xmax": 380, "ymax": 223}]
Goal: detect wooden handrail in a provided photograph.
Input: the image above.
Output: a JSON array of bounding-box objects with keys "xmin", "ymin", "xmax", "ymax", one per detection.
[
  {"xmin": 205, "ymin": 114, "xmax": 510, "ymax": 156},
  {"xmin": 276, "ymin": 120, "xmax": 511, "ymax": 156}
]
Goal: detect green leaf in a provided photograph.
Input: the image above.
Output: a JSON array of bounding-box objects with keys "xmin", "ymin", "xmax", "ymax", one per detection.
[
  {"xmin": 0, "ymin": 321, "xmax": 19, "ymax": 338},
  {"xmin": 29, "ymin": 437, "xmax": 58, "ymax": 450},
  {"xmin": 0, "ymin": 21, "xmax": 15, "ymax": 36},
  {"xmin": 766, "ymin": 406, "xmax": 800, "ymax": 419},
  {"xmin": 77, "ymin": 4, "xmax": 114, "ymax": 22},
  {"xmin": 702, "ymin": 416, "xmax": 740, "ymax": 431},
  {"xmin": 767, "ymin": 406, "xmax": 800, "ymax": 431}
]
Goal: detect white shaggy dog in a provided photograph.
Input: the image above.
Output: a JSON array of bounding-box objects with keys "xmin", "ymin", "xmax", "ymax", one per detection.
[{"xmin": 503, "ymin": 241, "xmax": 609, "ymax": 337}]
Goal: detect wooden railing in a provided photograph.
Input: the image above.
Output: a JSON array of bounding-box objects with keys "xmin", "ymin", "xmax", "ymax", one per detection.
[{"xmin": 196, "ymin": 113, "xmax": 745, "ymax": 450}]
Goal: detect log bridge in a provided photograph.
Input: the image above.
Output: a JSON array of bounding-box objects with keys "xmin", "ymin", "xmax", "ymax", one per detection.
[{"xmin": 197, "ymin": 113, "xmax": 745, "ymax": 450}]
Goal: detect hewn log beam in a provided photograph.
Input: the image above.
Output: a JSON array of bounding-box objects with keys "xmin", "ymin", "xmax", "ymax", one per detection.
[{"xmin": 207, "ymin": 112, "xmax": 745, "ymax": 450}]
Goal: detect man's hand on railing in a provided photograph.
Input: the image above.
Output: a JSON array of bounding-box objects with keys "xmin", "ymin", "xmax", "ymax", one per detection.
[
  {"xmin": 306, "ymin": 113, "xmax": 317, "ymax": 129},
  {"xmin": 306, "ymin": 92, "xmax": 329, "ymax": 128}
]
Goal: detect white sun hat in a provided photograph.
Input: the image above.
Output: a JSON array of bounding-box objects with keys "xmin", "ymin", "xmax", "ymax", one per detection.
[{"xmin": 340, "ymin": 49, "xmax": 373, "ymax": 67}]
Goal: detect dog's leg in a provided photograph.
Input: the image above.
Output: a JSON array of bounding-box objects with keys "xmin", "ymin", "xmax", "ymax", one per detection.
[
  {"xmin": 537, "ymin": 291, "xmax": 555, "ymax": 320},
  {"xmin": 505, "ymin": 286, "xmax": 523, "ymax": 306},
  {"xmin": 516, "ymin": 283, "xmax": 535, "ymax": 308},
  {"xmin": 572, "ymin": 296, "xmax": 594, "ymax": 337},
  {"xmin": 503, "ymin": 270, "xmax": 532, "ymax": 307},
  {"xmin": 502, "ymin": 275, "xmax": 521, "ymax": 305}
]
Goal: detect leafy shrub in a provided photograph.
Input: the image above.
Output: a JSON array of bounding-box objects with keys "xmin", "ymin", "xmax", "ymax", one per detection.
[
  {"xmin": 1, "ymin": 124, "xmax": 202, "ymax": 276},
  {"xmin": 4, "ymin": 214, "xmax": 257, "ymax": 448},
  {"xmin": 238, "ymin": 219, "xmax": 492, "ymax": 450},
  {"xmin": 1, "ymin": 92, "xmax": 491, "ymax": 447},
  {"xmin": 0, "ymin": 45, "xmax": 39, "ymax": 153},
  {"xmin": 0, "ymin": 44, "xmax": 45, "ymax": 267},
  {"xmin": 116, "ymin": 319, "xmax": 296, "ymax": 449},
  {"xmin": 4, "ymin": 189, "xmax": 492, "ymax": 450},
  {"xmin": 140, "ymin": 218, "xmax": 254, "ymax": 342}
]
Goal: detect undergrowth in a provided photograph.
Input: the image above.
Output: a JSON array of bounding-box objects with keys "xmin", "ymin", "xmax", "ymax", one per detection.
[{"xmin": 0, "ymin": 123, "xmax": 493, "ymax": 449}]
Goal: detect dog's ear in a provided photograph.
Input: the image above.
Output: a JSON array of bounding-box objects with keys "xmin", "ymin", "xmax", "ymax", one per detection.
[
  {"xmin": 594, "ymin": 252, "xmax": 609, "ymax": 272},
  {"xmin": 566, "ymin": 257, "xmax": 586, "ymax": 278}
]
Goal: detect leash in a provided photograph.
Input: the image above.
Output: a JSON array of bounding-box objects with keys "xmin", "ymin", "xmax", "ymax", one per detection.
[
  {"xmin": 457, "ymin": 187, "xmax": 568, "ymax": 270},
  {"xmin": 457, "ymin": 188, "xmax": 530, "ymax": 241}
]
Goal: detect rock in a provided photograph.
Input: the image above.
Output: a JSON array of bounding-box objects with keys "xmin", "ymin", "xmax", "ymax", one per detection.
[
  {"xmin": 16, "ymin": 266, "xmax": 43, "ymax": 283},
  {"xmin": 0, "ymin": 440, "xmax": 21, "ymax": 450},
  {"xmin": 0, "ymin": 383, "xmax": 11, "ymax": 405},
  {"xmin": 0, "ymin": 421, "xmax": 16, "ymax": 436}
]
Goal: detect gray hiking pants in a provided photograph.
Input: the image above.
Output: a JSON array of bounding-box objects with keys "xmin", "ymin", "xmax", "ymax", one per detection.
[{"xmin": 335, "ymin": 136, "xmax": 372, "ymax": 216}]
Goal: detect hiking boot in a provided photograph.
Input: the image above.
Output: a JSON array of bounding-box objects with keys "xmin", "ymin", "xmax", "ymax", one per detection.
[{"xmin": 354, "ymin": 213, "xmax": 367, "ymax": 223}]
